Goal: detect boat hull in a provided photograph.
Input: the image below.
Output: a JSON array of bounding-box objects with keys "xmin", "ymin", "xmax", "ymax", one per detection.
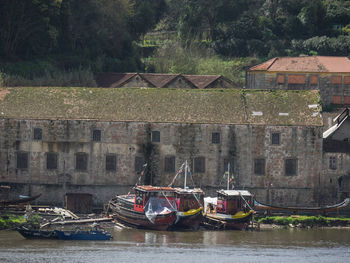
[
  {"xmin": 17, "ymin": 228, "xmax": 57, "ymax": 239},
  {"xmin": 110, "ymin": 197, "xmax": 177, "ymax": 231},
  {"xmin": 54, "ymin": 230, "xmax": 112, "ymax": 240},
  {"xmin": 173, "ymin": 208, "xmax": 203, "ymax": 230},
  {"xmin": 202, "ymin": 211, "xmax": 253, "ymax": 230}
]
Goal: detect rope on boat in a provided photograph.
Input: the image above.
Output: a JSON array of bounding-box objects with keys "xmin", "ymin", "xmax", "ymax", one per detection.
[
  {"xmin": 240, "ymin": 193, "xmax": 253, "ymax": 211},
  {"xmin": 161, "ymin": 191, "xmax": 177, "ymax": 211},
  {"xmin": 168, "ymin": 162, "xmax": 185, "ymax": 187}
]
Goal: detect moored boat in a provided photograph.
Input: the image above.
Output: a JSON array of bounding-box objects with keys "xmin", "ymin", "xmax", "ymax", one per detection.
[
  {"xmin": 202, "ymin": 190, "xmax": 254, "ymax": 230},
  {"xmin": 173, "ymin": 187, "xmax": 204, "ymax": 230},
  {"xmin": 17, "ymin": 226, "xmax": 57, "ymax": 239},
  {"xmin": 54, "ymin": 228, "xmax": 112, "ymax": 240},
  {"xmin": 254, "ymin": 198, "xmax": 350, "ymax": 214},
  {"xmin": 169, "ymin": 160, "xmax": 204, "ymax": 230},
  {"xmin": 108, "ymin": 185, "xmax": 177, "ymax": 231}
]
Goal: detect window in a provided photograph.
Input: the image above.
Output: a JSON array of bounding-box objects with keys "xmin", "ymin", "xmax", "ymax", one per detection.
[
  {"xmin": 46, "ymin": 152, "xmax": 58, "ymax": 170},
  {"xmin": 76, "ymin": 153, "xmax": 88, "ymax": 171},
  {"xmin": 152, "ymin": 131, "xmax": 160, "ymax": 142},
  {"xmin": 17, "ymin": 152, "xmax": 28, "ymax": 169},
  {"xmin": 194, "ymin": 157, "xmax": 205, "ymax": 173},
  {"xmin": 329, "ymin": 156, "xmax": 337, "ymax": 170},
  {"xmin": 332, "ymin": 76, "xmax": 342, "ymax": 85},
  {"xmin": 288, "ymin": 75, "xmax": 306, "ymax": 84},
  {"xmin": 332, "ymin": 96, "xmax": 342, "ymax": 105},
  {"xmin": 271, "ymin": 133, "xmax": 280, "ymax": 145},
  {"xmin": 277, "ymin": 74, "xmax": 285, "ymax": 84},
  {"xmin": 92, "ymin": 129, "xmax": 101, "ymax": 142},
  {"xmin": 254, "ymin": 158, "xmax": 265, "ymax": 175},
  {"xmin": 224, "ymin": 159, "xmax": 234, "ymax": 174},
  {"xmin": 344, "ymin": 76, "xmax": 350, "ymax": 85},
  {"xmin": 106, "ymin": 154, "xmax": 117, "ymax": 171},
  {"xmin": 33, "ymin": 128, "xmax": 42, "ymax": 140},
  {"xmin": 310, "ymin": 75, "xmax": 318, "ymax": 85},
  {"xmin": 285, "ymin": 158, "xmax": 297, "ymax": 176},
  {"xmin": 212, "ymin": 132, "xmax": 220, "ymax": 144},
  {"xmin": 135, "ymin": 156, "xmax": 145, "ymax": 173},
  {"xmin": 164, "ymin": 156, "xmax": 175, "ymax": 173}
]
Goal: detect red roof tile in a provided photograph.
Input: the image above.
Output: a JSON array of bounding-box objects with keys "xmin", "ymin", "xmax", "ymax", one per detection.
[{"xmin": 249, "ymin": 56, "xmax": 350, "ymax": 73}]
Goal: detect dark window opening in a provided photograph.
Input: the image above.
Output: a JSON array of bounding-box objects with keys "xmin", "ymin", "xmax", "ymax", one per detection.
[
  {"xmin": 135, "ymin": 156, "xmax": 145, "ymax": 173},
  {"xmin": 329, "ymin": 156, "xmax": 337, "ymax": 170},
  {"xmin": 76, "ymin": 153, "xmax": 88, "ymax": 171},
  {"xmin": 106, "ymin": 154, "xmax": 117, "ymax": 171},
  {"xmin": 194, "ymin": 157, "xmax": 205, "ymax": 173},
  {"xmin": 34, "ymin": 128, "xmax": 42, "ymax": 140},
  {"xmin": 17, "ymin": 152, "xmax": 28, "ymax": 169},
  {"xmin": 254, "ymin": 158, "xmax": 265, "ymax": 175},
  {"xmin": 285, "ymin": 158, "xmax": 297, "ymax": 176},
  {"xmin": 164, "ymin": 156, "xmax": 175, "ymax": 173},
  {"xmin": 152, "ymin": 131, "xmax": 160, "ymax": 142},
  {"xmin": 212, "ymin": 132, "xmax": 220, "ymax": 144},
  {"xmin": 46, "ymin": 152, "xmax": 58, "ymax": 170},
  {"xmin": 92, "ymin": 130, "xmax": 101, "ymax": 142},
  {"xmin": 271, "ymin": 133, "xmax": 280, "ymax": 145}
]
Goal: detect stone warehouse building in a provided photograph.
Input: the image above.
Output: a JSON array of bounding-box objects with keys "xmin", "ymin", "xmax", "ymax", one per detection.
[
  {"xmin": 0, "ymin": 87, "xmax": 324, "ymax": 207},
  {"xmin": 246, "ymin": 56, "xmax": 350, "ymax": 106}
]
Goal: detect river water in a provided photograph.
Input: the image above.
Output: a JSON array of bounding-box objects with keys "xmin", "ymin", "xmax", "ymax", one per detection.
[{"xmin": 0, "ymin": 228, "xmax": 349, "ymax": 263}]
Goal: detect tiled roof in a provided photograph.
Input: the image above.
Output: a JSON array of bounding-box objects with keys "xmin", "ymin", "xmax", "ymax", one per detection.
[
  {"xmin": 94, "ymin": 73, "xmax": 137, "ymax": 88},
  {"xmin": 0, "ymin": 87, "xmax": 322, "ymax": 126},
  {"xmin": 184, "ymin": 75, "xmax": 222, "ymax": 89},
  {"xmin": 249, "ymin": 56, "xmax": 350, "ymax": 73},
  {"xmin": 95, "ymin": 73, "xmax": 231, "ymax": 89},
  {"xmin": 139, "ymin": 73, "xmax": 180, "ymax": 88}
]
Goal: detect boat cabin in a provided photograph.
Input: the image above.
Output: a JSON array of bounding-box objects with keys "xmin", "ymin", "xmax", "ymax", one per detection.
[
  {"xmin": 174, "ymin": 188, "xmax": 204, "ymax": 212},
  {"xmin": 216, "ymin": 190, "xmax": 253, "ymax": 215},
  {"xmin": 133, "ymin": 185, "xmax": 176, "ymax": 212}
]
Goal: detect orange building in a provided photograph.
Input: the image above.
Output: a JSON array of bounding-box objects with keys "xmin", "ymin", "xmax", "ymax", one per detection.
[{"xmin": 247, "ymin": 56, "xmax": 350, "ymax": 106}]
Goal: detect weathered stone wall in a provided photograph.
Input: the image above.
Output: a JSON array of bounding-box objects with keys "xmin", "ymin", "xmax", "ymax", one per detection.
[
  {"xmin": 321, "ymin": 152, "xmax": 350, "ymax": 204},
  {"xmin": 0, "ymin": 119, "xmax": 323, "ymax": 207}
]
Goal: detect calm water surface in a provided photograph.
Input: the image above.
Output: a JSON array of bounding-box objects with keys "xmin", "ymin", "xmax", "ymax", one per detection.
[{"xmin": 0, "ymin": 228, "xmax": 349, "ymax": 263}]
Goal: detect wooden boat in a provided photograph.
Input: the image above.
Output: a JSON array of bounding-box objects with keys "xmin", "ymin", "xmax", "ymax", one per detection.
[
  {"xmin": 169, "ymin": 160, "xmax": 204, "ymax": 230},
  {"xmin": 254, "ymin": 198, "xmax": 350, "ymax": 214},
  {"xmin": 108, "ymin": 185, "xmax": 177, "ymax": 231},
  {"xmin": 202, "ymin": 190, "xmax": 254, "ymax": 230},
  {"xmin": 1, "ymin": 193, "xmax": 41, "ymax": 206},
  {"xmin": 54, "ymin": 228, "xmax": 112, "ymax": 241},
  {"xmin": 173, "ymin": 188, "xmax": 204, "ymax": 230},
  {"xmin": 17, "ymin": 226, "xmax": 57, "ymax": 239},
  {"xmin": 202, "ymin": 164, "xmax": 254, "ymax": 230}
]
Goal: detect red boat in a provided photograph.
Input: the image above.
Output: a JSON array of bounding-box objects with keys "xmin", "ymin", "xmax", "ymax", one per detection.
[
  {"xmin": 108, "ymin": 185, "xmax": 177, "ymax": 231},
  {"xmin": 202, "ymin": 190, "xmax": 254, "ymax": 230}
]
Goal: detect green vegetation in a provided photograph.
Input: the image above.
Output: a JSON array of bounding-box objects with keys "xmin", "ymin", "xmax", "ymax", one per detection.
[
  {"xmin": 258, "ymin": 215, "xmax": 350, "ymax": 227},
  {"xmin": 0, "ymin": 214, "xmax": 26, "ymax": 230},
  {"xmin": 1, "ymin": 0, "xmax": 350, "ymax": 86}
]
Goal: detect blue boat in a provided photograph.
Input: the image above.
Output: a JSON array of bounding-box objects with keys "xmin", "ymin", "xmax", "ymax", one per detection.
[{"xmin": 54, "ymin": 228, "xmax": 113, "ymax": 241}]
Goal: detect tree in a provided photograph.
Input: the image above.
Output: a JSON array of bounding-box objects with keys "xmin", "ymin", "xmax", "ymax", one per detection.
[{"xmin": 0, "ymin": 0, "xmax": 61, "ymax": 59}]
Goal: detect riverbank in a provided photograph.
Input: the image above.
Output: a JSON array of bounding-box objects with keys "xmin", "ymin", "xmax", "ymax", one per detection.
[
  {"xmin": 0, "ymin": 214, "xmax": 26, "ymax": 230},
  {"xmin": 256, "ymin": 215, "xmax": 350, "ymax": 229}
]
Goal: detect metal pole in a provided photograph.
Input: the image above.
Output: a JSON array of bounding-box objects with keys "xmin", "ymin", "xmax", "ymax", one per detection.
[
  {"xmin": 184, "ymin": 160, "xmax": 187, "ymax": 189},
  {"xmin": 227, "ymin": 163, "xmax": 230, "ymax": 190}
]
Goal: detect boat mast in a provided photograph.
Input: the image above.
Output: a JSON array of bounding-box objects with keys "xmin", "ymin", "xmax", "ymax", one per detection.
[
  {"xmin": 227, "ymin": 163, "xmax": 230, "ymax": 190},
  {"xmin": 184, "ymin": 160, "xmax": 188, "ymax": 189}
]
